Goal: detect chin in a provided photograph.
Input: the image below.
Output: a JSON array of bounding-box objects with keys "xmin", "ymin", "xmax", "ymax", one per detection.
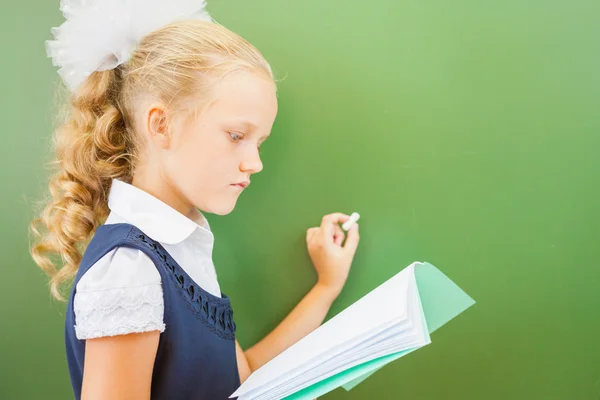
[{"xmin": 206, "ymin": 202, "xmax": 237, "ymax": 216}]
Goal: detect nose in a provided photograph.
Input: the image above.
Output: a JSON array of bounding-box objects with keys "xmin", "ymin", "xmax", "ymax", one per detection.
[{"xmin": 239, "ymin": 147, "xmax": 263, "ymax": 174}]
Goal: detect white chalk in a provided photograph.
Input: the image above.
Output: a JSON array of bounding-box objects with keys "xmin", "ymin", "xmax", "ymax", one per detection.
[{"xmin": 342, "ymin": 212, "xmax": 360, "ymax": 231}]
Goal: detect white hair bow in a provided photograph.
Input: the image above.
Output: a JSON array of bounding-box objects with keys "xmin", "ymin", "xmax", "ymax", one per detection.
[{"xmin": 46, "ymin": 0, "xmax": 212, "ymax": 92}]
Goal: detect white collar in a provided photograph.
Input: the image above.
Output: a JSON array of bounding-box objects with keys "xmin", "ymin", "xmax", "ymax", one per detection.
[{"xmin": 107, "ymin": 179, "xmax": 213, "ymax": 245}]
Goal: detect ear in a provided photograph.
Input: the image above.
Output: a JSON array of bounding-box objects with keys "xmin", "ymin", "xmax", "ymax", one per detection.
[{"xmin": 146, "ymin": 103, "xmax": 171, "ymax": 149}]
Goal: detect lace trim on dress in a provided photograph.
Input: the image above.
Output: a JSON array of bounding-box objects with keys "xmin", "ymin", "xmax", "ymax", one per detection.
[{"xmin": 74, "ymin": 283, "xmax": 166, "ymax": 340}]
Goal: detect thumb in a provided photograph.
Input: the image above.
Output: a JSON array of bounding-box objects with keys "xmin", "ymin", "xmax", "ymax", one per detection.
[{"xmin": 343, "ymin": 223, "xmax": 360, "ymax": 253}]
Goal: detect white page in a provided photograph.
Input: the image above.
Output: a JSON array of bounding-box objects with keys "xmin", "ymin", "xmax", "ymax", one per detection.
[
  {"xmin": 299, "ymin": 270, "xmax": 432, "ymax": 399},
  {"xmin": 260, "ymin": 327, "xmax": 419, "ymax": 400},
  {"xmin": 313, "ymin": 271, "xmax": 429, "ymax": 374},
  {"xmin": 260, "ymin": 278, "xmax": 421, "ymax": 400},
  {"xmin": 241, "ymin": 315, "xmax": 408, "ymax": 400},
  {"xmin": 251, "ymin": 267, "xmax": 429, "ymax": 400},
  {"xmin": 231, "ymin": 265, "xmax": 417, "ymax": 398},
  {"xmin": 255, "ymin": 320, "xmax": 414, "ymax": 400}
]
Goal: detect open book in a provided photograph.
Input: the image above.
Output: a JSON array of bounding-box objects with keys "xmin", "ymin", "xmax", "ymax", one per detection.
[{"xmin": 230, "ymin": 262, "xmax": 475, "ymax": 400}]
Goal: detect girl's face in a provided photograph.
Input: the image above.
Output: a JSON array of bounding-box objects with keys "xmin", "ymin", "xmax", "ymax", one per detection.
[{"xmin": 140, "ymin": 70, "xmax": 278, "ymax": 218}]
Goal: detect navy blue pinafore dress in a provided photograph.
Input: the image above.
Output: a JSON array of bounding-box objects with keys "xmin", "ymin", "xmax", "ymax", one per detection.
[{"xmin": 65, "ymin": 223, "xmax": 240, "ymax": 399}]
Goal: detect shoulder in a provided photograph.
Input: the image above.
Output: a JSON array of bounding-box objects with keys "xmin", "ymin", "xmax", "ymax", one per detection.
[
  {"xmin": 74, "ymin": 246, "xmax": 165, "ymax": 340},
  {"xmin": 77, "ymin": 245, "xmax": 161, "ymax": 291}
]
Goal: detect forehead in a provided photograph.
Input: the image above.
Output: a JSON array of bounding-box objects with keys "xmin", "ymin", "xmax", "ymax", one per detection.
[{"xmin": 206, "ymin": 70, "xmax": 278, "ymax": 127}]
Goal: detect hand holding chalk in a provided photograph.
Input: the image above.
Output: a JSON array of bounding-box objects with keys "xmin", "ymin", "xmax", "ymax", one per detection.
[{"xmin": 305, "ymin": 212, "xmax": 361, "ymax": 298}]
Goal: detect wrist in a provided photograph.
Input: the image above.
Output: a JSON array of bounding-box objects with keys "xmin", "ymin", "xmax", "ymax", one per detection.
[{"xmin": 314, "ymin": 281, "xmax": 342, "ymax": 304}]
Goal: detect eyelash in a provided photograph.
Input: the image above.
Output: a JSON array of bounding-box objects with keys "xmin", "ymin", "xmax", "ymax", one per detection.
[{"xmin": 228, "ymin": 132, "xmax": 263, "ymax": 153}]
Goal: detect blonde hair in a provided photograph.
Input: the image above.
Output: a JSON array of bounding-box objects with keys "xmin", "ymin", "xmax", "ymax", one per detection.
[{"xmin": 30, "ymin": 19, "xmax": 275, "ymax": 301}]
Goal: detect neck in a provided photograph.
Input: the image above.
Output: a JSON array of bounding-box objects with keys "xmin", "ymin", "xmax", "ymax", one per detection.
[{"xmin": 131, "ymin": 167, "xmax": 197, "ymax": 222}]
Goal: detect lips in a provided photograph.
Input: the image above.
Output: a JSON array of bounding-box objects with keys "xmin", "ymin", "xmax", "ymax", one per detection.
[{"xmin": 232, "ymin": 181, "xmax": 250, "ymax": 188}]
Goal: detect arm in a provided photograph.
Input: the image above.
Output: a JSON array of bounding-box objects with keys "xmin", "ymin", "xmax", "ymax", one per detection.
[
  {"xmin": 75, "ymin": 248, "xmax": 165, "ymax": 400},
  {"xmin": 238, "ymin": 213, "xmax": 360, "ymax": 374},
  {"xmin": 243, "ymin": 283, "xmax": 338, "ymax": 372},
  {"xmin": 81, "ymin": 331, "xmax": 160, "ymax": 400}
]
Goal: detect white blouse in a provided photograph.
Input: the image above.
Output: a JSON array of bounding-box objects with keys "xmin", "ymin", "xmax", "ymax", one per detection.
[{"xmin": 73, "ymin": 179, "xmax": 222, "ymax": 340}]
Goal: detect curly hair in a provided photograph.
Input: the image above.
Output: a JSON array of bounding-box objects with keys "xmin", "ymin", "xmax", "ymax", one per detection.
[{"xmin": 30, "ymin": 20, "xmax": 274, "ymax": 300}]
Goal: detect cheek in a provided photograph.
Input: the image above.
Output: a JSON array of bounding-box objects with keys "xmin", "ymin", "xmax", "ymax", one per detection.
[
  {"xmin": 187, "ymin": 136, "xmax": 226, "ymax": 171},
  {"xmin": 173, "ymin": 131, "xmax": 210, "ymax": 166},
  {"xmin": 167, "ymin": 132, "xmax": 231, "ymax": 185}
]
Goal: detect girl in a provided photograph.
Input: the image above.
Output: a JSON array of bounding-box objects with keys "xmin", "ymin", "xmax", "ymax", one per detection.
[{"xmin": 31, "ymin": 2, "xmax": 360, "ymax": 399}]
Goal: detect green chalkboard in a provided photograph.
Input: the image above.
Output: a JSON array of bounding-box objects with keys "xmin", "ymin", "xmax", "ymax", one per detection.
[{"xmin": 3, "ymin": 0, "xmax": 599, "ymax": 399}]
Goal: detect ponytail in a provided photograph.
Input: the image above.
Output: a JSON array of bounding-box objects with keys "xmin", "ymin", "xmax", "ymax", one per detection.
[{"xmin": 30, "ymin": 68, "xmax": 135, "ymax": 300}]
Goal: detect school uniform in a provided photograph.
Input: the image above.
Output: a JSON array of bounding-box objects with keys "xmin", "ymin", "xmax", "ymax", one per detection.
[{"xmin": 64, "ymin": 179, "xmax": 240, "ymax": 399}]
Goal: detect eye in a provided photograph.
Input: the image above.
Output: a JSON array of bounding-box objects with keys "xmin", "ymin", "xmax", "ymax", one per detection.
[{"xmin": 228, "ymin": 132, "xmax": 243, "ymax": 142}]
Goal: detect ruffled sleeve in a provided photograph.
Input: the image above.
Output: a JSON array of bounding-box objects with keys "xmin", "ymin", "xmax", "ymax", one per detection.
[{"xmin": 73, "ymin": 246, "xmax": 166, "ymax": 340}]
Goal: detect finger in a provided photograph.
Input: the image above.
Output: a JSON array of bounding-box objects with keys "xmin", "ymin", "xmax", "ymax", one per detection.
[
  {"xmin": 321, "ymin": 213, "xmax": 350, "ymax": 237},
  {"xmin": 333, "ymin": 224, "xmax": 345, "ymax": 246},
  {"xmin": 343, "ymin": 223, "xmax": 360, "ymax": 252}
]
